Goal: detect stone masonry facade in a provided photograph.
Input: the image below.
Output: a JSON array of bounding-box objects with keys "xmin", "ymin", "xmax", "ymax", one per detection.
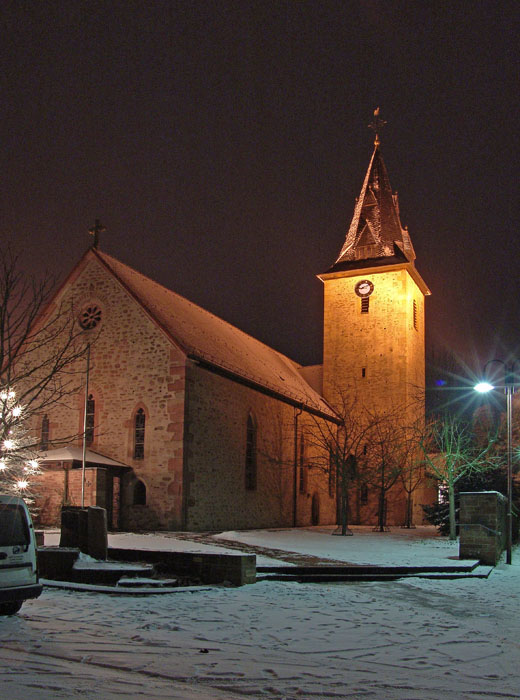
[
  {"xmin": 184, "ymin": 363, "xmax": 336, "ymax": 530},
  {"xmin": 33, "ymin": 257, "xmax": 186, "ymax": 530},
  {"xmin": 32, "ymin": 253, "xmax": 337, "ymax": 531},
  {"xmin": 321, "ymin": 267, "xmax": 431, "ymax": 526}
]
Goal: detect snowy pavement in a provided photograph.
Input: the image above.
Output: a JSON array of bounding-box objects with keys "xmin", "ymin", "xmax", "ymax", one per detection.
[{"xmin": 1, "ymin": 527, "xmax": 519, "ymax": 699}]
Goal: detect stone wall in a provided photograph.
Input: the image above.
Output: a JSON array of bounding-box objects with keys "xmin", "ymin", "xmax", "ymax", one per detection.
[
  {"xmin": 184, "ymin": 362, "xmax": 337, "ymax": 530},
  {"xmin": 322, "ymin": 268, "xmax": 425, "ymax": 413},
  {"xmin": 459, "ymin": 491, "xmax": 506, "ymax": 565},
  {"xmin": 321, "ymin": 266, "xmax": 428, "ymax": 526}
]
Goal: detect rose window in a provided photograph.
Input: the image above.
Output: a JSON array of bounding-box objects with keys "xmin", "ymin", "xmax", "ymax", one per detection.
[{"xmin": 79, "ymin": 306, "xmax": 102, "ymax": 330}]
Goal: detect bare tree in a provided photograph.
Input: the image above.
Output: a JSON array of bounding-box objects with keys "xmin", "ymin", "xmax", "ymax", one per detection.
[
  {"xmin": 0, "ymin": 247, "xmax": 88, "ymax": 497},
  {"xmin": 362, "ymin": 408, "xmax": 410, "ymax": 532},
  {"xmin": 420, "ymin": 414, "xmax": 498, "ymax": 540},
  {"xmin": 306, "ymin": 390, "xmax": 380, "ymax": 535},
  {"xmin": 398, "ymin": 420, "xmax": 431, "ymax": 528}
]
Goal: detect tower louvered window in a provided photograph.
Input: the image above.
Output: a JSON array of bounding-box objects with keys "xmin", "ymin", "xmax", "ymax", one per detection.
[
  {"xmin": 134, "ymin": 408, "xmax": 145, "ymax": 459},
  {"xmin": 361, "ymin": 297, "xmax": 370, "ymax": 313},
  {"xmin": 413, "ymin": 300, "xmax": 418, "ymax": 331},
  {"xmin": 245, "ymin": 414, "xmax": 257, "ymax": 490}
]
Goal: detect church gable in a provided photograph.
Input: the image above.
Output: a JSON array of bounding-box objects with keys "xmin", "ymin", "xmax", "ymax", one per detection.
[{"xmin": 34, "ymin": 251, "xmax": 187, "ymax": 529}]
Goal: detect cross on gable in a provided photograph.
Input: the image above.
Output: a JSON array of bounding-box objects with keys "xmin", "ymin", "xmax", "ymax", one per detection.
[{"xmin": 88, "ymin": 219, "xmax": 106, "ymax": 249}]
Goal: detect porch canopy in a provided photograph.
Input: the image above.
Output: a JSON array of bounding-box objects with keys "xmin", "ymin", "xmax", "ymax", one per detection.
[{"xmin": 38, "ymin": 447, "xmax": 131, "ymax": 475}]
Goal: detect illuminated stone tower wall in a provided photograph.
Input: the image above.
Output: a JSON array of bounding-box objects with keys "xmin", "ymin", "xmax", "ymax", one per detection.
[
  {"xmin": 319, "ymin": 138, "xmax": 432, "ymax": 525},
  {"xmin": 322, "ymin": 265, "xmax": 426, "ymax": 413}
]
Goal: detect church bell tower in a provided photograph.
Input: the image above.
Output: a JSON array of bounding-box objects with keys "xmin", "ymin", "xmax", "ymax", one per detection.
[{"xmin": 319, "ymin": 115, "xmax": 430, "ymax": 417}]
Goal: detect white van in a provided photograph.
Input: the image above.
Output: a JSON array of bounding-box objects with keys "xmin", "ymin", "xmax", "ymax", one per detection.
[{"xmin": 0, "ymin": 495, "xmax": 42, "ymax": 615}]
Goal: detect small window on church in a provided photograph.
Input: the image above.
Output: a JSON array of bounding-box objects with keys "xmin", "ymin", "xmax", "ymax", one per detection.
[
  {"xmin": 133, "ymin": 479, "xmax": 147, "ymax": 505},
  {"xmin": 360, "ymin": 484, "xmax": 368, "ymax": 505},
  {"xmin": 361, "ymin": 367, "xmax": 366, "ymax": 378},
  {"xmin": 134, "ymin": 408, "xmax": 145, "ymax": 459},
  {"xmin": 413, "ymin": 300, "xmax": 418, "ymax": 331},
  {"xmin": 79, "ymin": 305, "xmax": 102, "ymax": 330},
  {"xmin": 245, "ymin": 414, "xmax": 257, "ymax": 490},
  {"xmin": 361, "ymin": 297, "xmax": 369, "ymax": 313},
  {"xmin": 40, "ymin": 414, "xmax": 49, "ymax": 451},
  {"xmin": 85, "ymin": 394, "xmax": 95, "ymax": 446}
]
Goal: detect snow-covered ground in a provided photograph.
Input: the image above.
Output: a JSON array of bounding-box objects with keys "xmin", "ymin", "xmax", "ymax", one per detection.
[
  {"xmin": 215, "ymin": 525, "xmax": 469, "ymax": 566},
  {"xmin": 1, "ymin": 527, "xmax": 519, "ymax": 699}
]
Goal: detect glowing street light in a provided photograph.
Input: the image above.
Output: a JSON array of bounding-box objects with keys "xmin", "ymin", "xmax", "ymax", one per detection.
[
  {"xmin": 474, "ymin": 360, "xmax": 516, "ymax": 564},
  {"xmin": 474, "ymin": 382, "xmax": 495, "ymax": 394}
]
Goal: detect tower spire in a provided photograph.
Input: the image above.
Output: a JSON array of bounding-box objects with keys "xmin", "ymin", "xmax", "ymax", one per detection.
[{"xmin": 328, "ymin": 115, "xmax": 416, "ymax": 271}]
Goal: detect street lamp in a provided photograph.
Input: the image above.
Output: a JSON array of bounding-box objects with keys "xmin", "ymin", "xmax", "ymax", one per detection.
[{"xmin": 474, "ymin": 359, "xmax": 516, "ymax": 564}]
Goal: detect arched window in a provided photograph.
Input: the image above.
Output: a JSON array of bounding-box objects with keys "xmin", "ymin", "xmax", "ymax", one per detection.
[
  {"xmin": 133, "ymin": 479, "xmax": 146, "ymax": 505},
  {"xmin": 245, "ymin": 414, "xmax": 257, "ymax": 490},
  {"xmin": 40, "ymin": 415, "xmax": 49, "ymax": 451},
  {"xmin": 85, "ymin": 394, "xmax": 95, "ymax": 446},
  {"xmin": 134, "ymin": 408, "xmax": 145, "ymax": 459}
]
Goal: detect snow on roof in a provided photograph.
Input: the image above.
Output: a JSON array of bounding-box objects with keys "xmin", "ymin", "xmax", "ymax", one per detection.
[
  {"xmin": 38, "ymin": 447, "xmax": 130, "ymax": 468},
  {"xmin": 333, "ymin": 144, "xmax": 415, "ymax": 267},
  {"xmin": 94, "ymin": 250, "xmax": 336, "ymax": 420}
]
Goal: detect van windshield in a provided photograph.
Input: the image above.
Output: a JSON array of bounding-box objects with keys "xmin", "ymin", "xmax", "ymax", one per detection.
[{"xmin": 0, "ymin": 504, "xmax": 30, "ymax": 546}]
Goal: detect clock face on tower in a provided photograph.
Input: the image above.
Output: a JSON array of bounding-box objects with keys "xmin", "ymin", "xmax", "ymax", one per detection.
[{"xmin": 354, "ymin": 280, "xmax": 374, "ymax": 297}]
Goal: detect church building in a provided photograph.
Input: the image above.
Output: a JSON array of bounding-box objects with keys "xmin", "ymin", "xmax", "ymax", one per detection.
[{"xmin": 33, "ymin": 130, "xmax": 434, "ymax": 531}]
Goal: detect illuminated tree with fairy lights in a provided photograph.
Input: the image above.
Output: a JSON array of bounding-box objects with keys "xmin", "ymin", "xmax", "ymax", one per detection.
[
  {"xmin": 0, "ymin": 387, "xmax": 40, "ymax": 503},
  {"xmin": 0, "ymin": 246, "xmax": 92, "ymax": 508}
]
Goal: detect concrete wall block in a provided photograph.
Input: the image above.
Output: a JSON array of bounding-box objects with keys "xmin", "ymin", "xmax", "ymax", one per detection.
[
  {"xmin": 88, "ymin": 506, "xmax": 108, "ymax": 560},
  {"xmin": 459, "ymin": 492, "xmax": 506, "ymax": 565}
]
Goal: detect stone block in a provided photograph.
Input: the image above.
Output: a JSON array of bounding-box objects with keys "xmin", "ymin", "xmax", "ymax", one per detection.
[
  {"xmin": 459, "ymin": 491, "xmax": 506, "ymax": 565},
  {"xmin": 88, "ymin": 506, "xmax": 108, "ymax": 560},
  {"xmin": 37, "ymin": 546, "xmax": 79, "ymax": 580},
  {"xmin": 108, "ymin": 548, "xmax": 256, "ymax": 586},
  {"xmin": 78, "ymin": 508, "xmax": 89, "ymax": 554},
  {"xmin": 60, "ymin": 506, "xmax": 85, "ymax": 547}
]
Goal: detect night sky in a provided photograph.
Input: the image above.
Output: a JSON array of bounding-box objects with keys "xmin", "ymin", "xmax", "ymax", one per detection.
[{"xmin": 2, "ymin": 1, "xmax": 518, "ymax": 376}]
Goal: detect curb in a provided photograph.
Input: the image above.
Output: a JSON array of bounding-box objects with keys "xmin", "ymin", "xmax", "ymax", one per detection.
[{"xmin": 40, "ymin": 579, "xmax": 210, "ymax": 595}]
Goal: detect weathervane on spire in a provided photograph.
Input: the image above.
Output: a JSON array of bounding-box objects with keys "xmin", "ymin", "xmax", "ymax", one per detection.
[
  {"xmin": 88, "ymin": 218, "xmax": 106, "ymax": 249},
  {"xmin": 368, "ymin": 107, "xmax": 387, "ymax": 146}
]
